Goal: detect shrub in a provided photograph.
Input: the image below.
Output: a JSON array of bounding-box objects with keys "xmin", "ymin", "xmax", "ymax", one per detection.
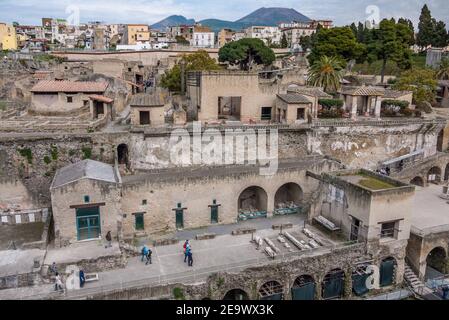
[
  {"xmin": 319, "ymin": 99, "xmax": 344, "ymax": 109},
  {"xmin": 18, "ymin": 148, "xmax": 33, "ymax": 164},
  {"xmin": 381, "ymin": 100, "xmax": 410, "ymax": 109},
  {"xmin": 81, "ymin": 147, "xmax": 92, "ymax": 160},
  {"xmin": 173, "ymin": 287, "xmax": 185, "ymax": 300},
  {"xmin": 43, "ymin": 156, "xmax": 51, "ymax": 164},
  {"xmin": 318, "ymin": 108, "xmax": 344, "ymax": 118},
  {"xmin": 50, "ymin": 146, "xmax": 58, "ymax": 160}
]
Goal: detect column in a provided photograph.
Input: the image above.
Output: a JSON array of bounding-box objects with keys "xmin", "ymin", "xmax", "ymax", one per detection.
[
  {"xmin": 374, "ymin": 98, "xmax": 382, "ymax": 119},
  {"xmin": 351, "ymin": 96, "xmax": 358, "ymax": 119}
]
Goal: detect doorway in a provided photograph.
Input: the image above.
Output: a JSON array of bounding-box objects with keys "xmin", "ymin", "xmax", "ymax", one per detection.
[{"xmin": 76, "ymin": 207, "xmax": 101, "ymax": 241}]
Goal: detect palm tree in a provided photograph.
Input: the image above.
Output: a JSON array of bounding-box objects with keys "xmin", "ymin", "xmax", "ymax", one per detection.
[
  {"xmin": 436, "ymin": 57, "xmax": 449, "ymax": 80},
  {"xmin": 307, "ymin": 56, "xmax": 344, "ymax": 93}
]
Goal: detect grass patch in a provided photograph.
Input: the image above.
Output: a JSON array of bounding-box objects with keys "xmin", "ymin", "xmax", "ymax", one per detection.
[
  {"xmin": 81, "ymin": 147, "xmax": 92, "ymax": 159},
  {"xmin": 357, "ymin": 173, "xmax": 396, "ymax": 190},
  {"xmin": 173, "ymin": 287, "xmax": 185, "ymax": 300},
  {"xmin": 50, "ymin": 145, "xmax": 58, "ymax": 160},
  {"xmin": 43, "ymin": 156, "xmax": 51, "ymax": 164},
  {"xmin": 0, "ymin": 101, "xmax": 6, "ymax": 111}
]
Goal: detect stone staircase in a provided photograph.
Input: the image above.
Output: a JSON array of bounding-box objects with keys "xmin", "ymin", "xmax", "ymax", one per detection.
[{"xmin": 404, "ymin": 263, "xmax": 433, "ymax": 297}]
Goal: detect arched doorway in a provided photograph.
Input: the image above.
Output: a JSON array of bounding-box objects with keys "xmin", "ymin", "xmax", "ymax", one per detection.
[
  {"xmin": 322, "ymin": 269, "xmax": 345, "ymax": 300},
  {"xmin": 379, "ymin": 257, "xmax": 397, "ymax": 287},
  {"xmin": 259, "ymin": 281, "xmax": 284, "ymax": 300},
  {"xmin": 274, "ymin": 183, "xmax": 304, "ymax": 216},
  {"xmin": 352, "ymin": 265, "xmax": 374, "ymax": 296},
  {"xmin": 445, "ymin": 164, "xmax": 449, "ymax": 181},
  {"xmin": 426, "ymin": 247, "xmax": 448, "ymax": 280},
  {"xmin": 238, "ymin": 186, "xmax": 268, "ymax": 221},
  {"xmin": 117, "ymin": 144, "xmax": 129, "ymax": 167},
  {"xmin": 410, "ymin": 176, "xmax": 425, "ymax": 187},
  {"xmin": 427, "ymin": 166, "xmax": 442, "ymax": 184},
  {"xmin": 291, "ymin": 275, "xmax": 315, "ymax": 300},
  {"xmin": 223, "ymin": 289, "xmax": 249, "ymax": 300}
]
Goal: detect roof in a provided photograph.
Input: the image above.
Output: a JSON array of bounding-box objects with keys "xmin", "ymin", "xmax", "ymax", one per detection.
[
  {"xmin": 289, "ymin": 86, "xmax": 332, "ymax": 98},
  {"xmin": 339, "ymin": 86, "xmax": 385, "ymax": 96},
  {"xmin": 130, "ymin": 93, "xmax": 167, "ymax": 107},
  {"xmin": 277, "ymin": 93, "xmax": 311, "ymax": 104},
  {"xmin": 30, "ymin": 80, "xmax": 108, "ymax": 93},
  {"xmin": 89, "ymin": 94, "xmax": 114, "ymax": 104},
  {"xmin": 51, "ymin": 160, "xmax": 119, "ymax": 189},
  {"xmin": 383, "ymin": 89, "xmax": 412, "ymax": 99}
]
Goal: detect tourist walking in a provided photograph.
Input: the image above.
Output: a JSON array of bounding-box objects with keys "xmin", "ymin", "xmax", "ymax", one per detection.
[
  {"xmin": 184, "ymin": 243, "xmax": 191, "ymax": 263},
  {"xmin": 50, "ymin": 262, "xmax": 57, "ymax": 275},
  {"xmin": 141, "ymin": 245, "xmax": 148, "ymax": 262},
  {"xmin": 79, "ymin": 270, "xmax": 86, "ymax": 288},
  {"xmin": 187, "ymin": 251, "xmax": 193, "ymax": 267},
  {"xmin": 105, "ymin": 231, "xmax": 112, "ymax": 248},
  {"xmin": 145, "ymin": 247, "xmax": 153, "ymax": 265},
  {"xmin": 54, "ymin": 272, "xmax": 64, "ymax": 292}
]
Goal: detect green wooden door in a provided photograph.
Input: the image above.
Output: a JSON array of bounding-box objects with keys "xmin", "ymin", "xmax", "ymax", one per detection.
[
  {"xmin": 135, "ymin": 213, "xmax": 144, "ymax": 230},
  {"xmin": 76, "ymin": 207, "xmax": 101, "ymax": 241},
  {"xmin": 211, "ymin": 206, "xmax": 218, "ymax": 224},
  {"xmin": 176, "ymin": 209, "xmax": 184, "ymax": 229},
  {"xmin": 380, "ymin": 259, "xmax": 395, "ymax": 287},
  {"xmin": 291, "ymin": 283, "xmax": 316, "ymax": 300}
]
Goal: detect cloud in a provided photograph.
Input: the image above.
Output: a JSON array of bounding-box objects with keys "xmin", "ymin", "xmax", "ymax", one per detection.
[{"xmin": 0, "ymin": 0, "xmax": 448, "ymax": 27}]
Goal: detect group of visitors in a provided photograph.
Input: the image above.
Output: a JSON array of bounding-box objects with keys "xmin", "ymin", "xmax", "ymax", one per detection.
[
  {"xmin": 50, "ymin": 262, "xmax": 85, "ymax": 292},
  {"xmin": 141, "ymin": 245, "xmax": 153, "ymax": 265},
  {"xmin": 183, "ymin": 240, "xmax": 193, "ymax": 267}
]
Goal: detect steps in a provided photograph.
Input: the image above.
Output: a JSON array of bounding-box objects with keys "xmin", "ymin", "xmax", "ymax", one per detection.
[{"xmin": 404, "ymin": 263, "xmax": 433, "ymax": 296}]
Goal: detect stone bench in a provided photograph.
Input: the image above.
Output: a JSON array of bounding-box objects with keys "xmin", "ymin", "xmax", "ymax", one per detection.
[
  {"xmin": 272, "ymin": 223, "xmax": 293, "ymax": 230},
  {"xmin": 153, "ymin": 238, "xmax": 179, "ymax": 247},
  {"xmin": 195, "ymin": 233, "xmax": 216, "ymax": 240},
  {"xmin": 231, "ymin": 228, "xmax": 256, "ymax": 236},
  {"xmin": 85, "ymin": 273, "xmax": 99, "ymax": 283}
]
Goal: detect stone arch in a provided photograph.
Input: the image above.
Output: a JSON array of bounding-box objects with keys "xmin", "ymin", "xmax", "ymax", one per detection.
[
  {"xmin": 427, "ymin": 166, "xmax": 442, "ymax": 184},
  {"xmin": 445, "ymin": 163, "xmax": 449, "ymax": 181},
  {"xmin": 379, "ymin": 257, "xmax": 397, "ymax": 287},
  {"xmin": 117, "ymin": 144, "xmax": 129, "ymax": 167},
  {"xmin": 274, "ymin": 183, "xmax": 304, "ymax": 215},
  {"xmin": 410, "ymin": 176, "xmax": 425, "ymax": 187},
  {"xmin": 258, "ymin": 280, "xmax": 284, "ymax": 300},
  {"xmin": 223, "ymin": 288, "xmax": 249, "ymax": 300},
  {"xmin": 321, "ymin": 268, "xmax": 345, "ymax": 300},
  {"xmin": 238, "ymin": 186, "xmax": 268, "ymax": 220},
  {"xmin": 426, "ymin": 247, "xmax": 448, "ymax": 279},
  {"xmin": 291, "ymin": 274, "xmax": 316, "ymax": 300}
]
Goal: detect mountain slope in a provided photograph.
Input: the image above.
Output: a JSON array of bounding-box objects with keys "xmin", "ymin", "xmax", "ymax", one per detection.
[
  {"xmin": 236, "ymin": 7, "xmax": 311, "ymax": 26},
  {"xmin": 199, "ymin": 19, "xmax": 245, "ymax": 33},
  {"xmin": 151, "ymin": 15, "xmax": 195, "ymax": 30}
]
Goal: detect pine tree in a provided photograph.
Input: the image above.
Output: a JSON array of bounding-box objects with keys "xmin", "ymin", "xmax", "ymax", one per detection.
[
  {"xmin": 280, "ymin": 33, "xmax": 288, "ymax": 48},
  {"xmin": 417, "ymin": 4, "xmax": 435, "ymax": 49},
  {"xmin": 433, "ymin": 21, "xmax": 449, "ymax": 48}
]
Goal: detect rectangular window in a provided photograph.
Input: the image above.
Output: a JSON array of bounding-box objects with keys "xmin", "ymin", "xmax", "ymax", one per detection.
[
  {"xmin": 297, "ymin": 108, "xmax": 305, "ymax": 120},
  {"xmin": 135, "ymin": 213, "xmax": 144, "ymax": 230},
  {"xmin": 67, "ymin": 96, "xmax": 73, "ymax": 103},
  {"xmin": 261, "ymin": 107, "xmax": 272, "ymax": 121},
  {"xmin": 380, "ymin": 221, "xmax": 397, "ymax": 239},
  {"xmin": 139, "ymin": 111, "xmax": 150, "ymax": 125},
  {"xmin": 29, "ymin": 213, "xmax": 35, "ymax": 223},
  {"xmin": 142, "ymin": 199, "xmax": 147, "ymax": 205},
  {"xmin": 1, "ymin": 216, "xmax": 8, "ymax": 223},
  {"xmin": 15, "ymin": 215, "xmax": 22, "ymax": 224},
  {"xmin": 84, "ymin": 195, "xmax": 90, "ymax": 203}
]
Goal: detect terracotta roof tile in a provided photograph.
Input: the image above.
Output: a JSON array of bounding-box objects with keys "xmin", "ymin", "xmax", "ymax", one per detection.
[
  {"xmin": 277, "ymin": 93, "xmax": 311, "ymax": 104},
  {"xmin": 89, "ymin": 95, "xmax": 114, "ymax": 103},
  {"xmin": 30, "ymin": 80, "xmax": 108, "ymax": 93},
  {"xmin": 340, "ymin": 86, "xmax": 385, "ymax": 96}
]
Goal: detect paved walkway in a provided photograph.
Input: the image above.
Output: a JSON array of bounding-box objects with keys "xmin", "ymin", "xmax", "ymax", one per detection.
[{"xmin": 1, "ymin": 216, "xmax": 312, "ymax": 300}]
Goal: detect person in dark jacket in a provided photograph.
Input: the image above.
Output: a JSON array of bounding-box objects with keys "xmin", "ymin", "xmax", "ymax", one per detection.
[
  {"xmin": 187, "ymin": 251, "xmax": 193, "ymax": 267},
  {"xmin": 105, "ymin": 231, "xmax": 112, "ymax": 248},
  {"xmin": 145, "ymin": 248, "xmax": 153, "ymax": 265},
  {"xmin": 79, "ymin": 270, "xmax": 86, "ymax": 288}
]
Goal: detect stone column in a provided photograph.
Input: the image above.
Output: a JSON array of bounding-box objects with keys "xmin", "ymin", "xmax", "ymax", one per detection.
[
  {"xmin": 351, "ymin": 96, "xmax": 358, "ymax": 119},
  {"xmin": 374, "ymin": 98, "xmax": 382, "ymax": 119}
]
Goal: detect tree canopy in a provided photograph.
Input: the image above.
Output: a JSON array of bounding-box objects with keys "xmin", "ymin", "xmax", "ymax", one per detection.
[
  {"xmin": 307, "ymin": 55, "xmax": 344, "ymax": 93},
  {"xmin": 160, "ymin": 50, "xmax": 221, "ymax": 93},
  {"xmin": 366, "ymin": 19, "xmax": 413, "ymax": 83},
  {"xmin": 416, "ymin": 4, "xmax": 449, "ymax": 49},
  {"xmin": 393, "ymin": 68, "xmax": 437, "ymax": 104},
  {"xmin": 218, "ymin": 38, "xmax": 275, "ymax": 71},
  {"xmin": 307, "ymin": 27, "xmax": 366, "ymax": 66}
]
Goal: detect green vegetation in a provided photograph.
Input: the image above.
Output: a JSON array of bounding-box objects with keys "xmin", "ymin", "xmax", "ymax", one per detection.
[
  {"xmin": 175, "ymin": 36, "xmax": 190, "ymax": 46},
  {"xmin": 34, "ymin": 54, "xmax": 65, "ymax": 64},
  {"xmin": 161, "ymin": 50, "xmax": 222, "ymax": 93},
  {"xmin": 436, "ymin": 57, "xmax": 449, "ymax": 80},
  {"xmin": 218, "ymin": 38, "xmax": 276, "ymax": 71},
  {"xmin": 81, "ymin": 147, "xmax": 92, "ymax": 160},
  {"xmin": 68, "ymin": 150, "xmax": 76, "ymax": 157},
  {"xmin": 381, "ymin": 100, "xmax": 410, "ymax": 109},
  {"xmin": 319, "ymin": 99, "xmax": 344, "ymax": 109},
  {"xmin": 357, "ymin": 172, "xmax": 396, "ymax": 190},
  {"xmin": 43, "ymin": 156, "xmax": 51, "ymax": 165},
  {"xmin": 18, "ymin": 148, "xmax": 33, "ymax": 164},
  {"xmin": 0, "ymin": 101, "xmax": 6, "ymax": 111},
  {"xmin": 173, "ymin": 287, "xmax": 185, "ymax": 300},
  {"xmin": 393, "ymin": 68, "xmax": 437, "ymax": 104},
  {"xmin": 50, "ymin": 145, "xmax": 58, "ymax": 161},
  {"xmin": 416, "ymin": 4, "xmax": 449, "ymax": 49},
  {"xmin": 307, "ymin": 56, "xmax": 344, "ymax": 93}
]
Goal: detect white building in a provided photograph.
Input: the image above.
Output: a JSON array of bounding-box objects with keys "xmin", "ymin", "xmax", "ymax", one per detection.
[
  {"xmin": 191, "ymin": 31, "xmax": 215, "ymax": 48},
  {"xmin": 245, "ymin": 26, "xmax": 281, "ymax": 46}
]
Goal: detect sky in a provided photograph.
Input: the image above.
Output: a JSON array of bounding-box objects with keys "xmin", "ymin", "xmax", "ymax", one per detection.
[{"xmin": 0, "ymin": 0, "xmax": 448, "ymax": 28}]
